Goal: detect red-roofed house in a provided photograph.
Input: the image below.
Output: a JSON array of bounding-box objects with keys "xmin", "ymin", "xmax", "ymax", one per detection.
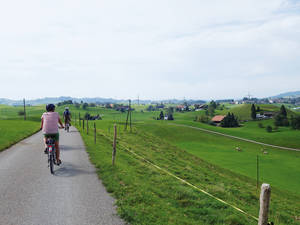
[{"xmin": 211, "ymin": 115, "xmax": 225, "ymax": 124}]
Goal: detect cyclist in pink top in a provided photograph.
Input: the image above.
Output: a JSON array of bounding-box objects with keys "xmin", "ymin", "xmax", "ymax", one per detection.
[{"xmin": 41, "ymin": 104, "xmax": 64, "ymax": 165}]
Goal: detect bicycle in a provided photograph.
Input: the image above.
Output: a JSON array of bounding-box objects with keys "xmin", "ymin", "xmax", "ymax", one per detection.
[
  {"xmin": 46, "ymin": 137, "xmax": 57, "ymax": 174},
  {"xmin": 65, "ymin": 122, "xmax": 70, "ymax": 132}
]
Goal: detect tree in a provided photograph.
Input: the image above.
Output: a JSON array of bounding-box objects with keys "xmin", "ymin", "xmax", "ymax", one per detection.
[
  {"xmin": 274, "ymin": 105, "xmax": 289, "ymax": 127},
  {"xmin": 159, "ymin": 111, "xmax": 164, "ymax": 120},
  {"xmin": 221, "ymin": 113, "xmax": 239, "ymax": 127},
  {"xmin": 146, "ymin": 105, "xmax": 155, "ymax": 111},
  {"xmin": 274, "ymin": 114, "xmax": 289, "ymax": 126},
  {"xmin": 251, "ymin": 104, "xmax": 256, "ymax": 120},
  {"xmin": 280, "ymin": 105, "xmax": 287, "ymax": 118},
  {"xmin": 168, "ymin": 114, "xmax": 174, "ymax": 120},
  {"xmin": 209, "ymin": 100, "xmax": 217, "ymax": 109},
  {"xmin": 291, "ymin": 115, "xmax": 300, "ymax": 130},
  {"xmin": 167, "ymin": 107, "xmax": 174, "ymax": 114}
]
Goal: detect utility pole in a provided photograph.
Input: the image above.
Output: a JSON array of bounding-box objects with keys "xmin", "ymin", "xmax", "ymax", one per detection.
[
  {"xmin": 257, "ymin": 155, "xmax": 259, "ymax": 189},
  {"xmin": 124, "ymin": 99, "xmax": 132, "ymax": 132},
  {"xmin": 23, "ymin": 98, "xmax": 26, "ymax": 120}
]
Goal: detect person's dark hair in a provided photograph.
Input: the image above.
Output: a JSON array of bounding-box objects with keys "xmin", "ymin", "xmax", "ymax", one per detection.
[{"xmin": 46, "ymin": 104, "xmax": 55, "ymax": 112}]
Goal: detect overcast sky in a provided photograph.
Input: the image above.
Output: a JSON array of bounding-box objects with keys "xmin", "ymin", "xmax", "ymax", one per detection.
[{"xmin": 0, "ymin": 0, "xmax": 300, "ymax": 100}]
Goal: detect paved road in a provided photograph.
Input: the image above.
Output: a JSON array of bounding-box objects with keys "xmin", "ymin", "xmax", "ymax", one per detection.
[
  {"xmin": 171, "ymin": 123, "xmax": 300, "ymax": 152},
  {"xmin": 0, "ymin": 127, "xmax": 125, "ymax": 225}
]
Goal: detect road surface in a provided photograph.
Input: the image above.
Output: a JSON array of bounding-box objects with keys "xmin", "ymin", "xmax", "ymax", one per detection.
[{"xmin": 0, "ymin": 127, "xmax": 125, "ymax": 225}]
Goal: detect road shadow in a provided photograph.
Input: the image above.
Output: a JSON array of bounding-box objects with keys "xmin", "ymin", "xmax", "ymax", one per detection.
[{"xmin": 54, "ymin": 162, "xmax": 95, "ymax": 177}]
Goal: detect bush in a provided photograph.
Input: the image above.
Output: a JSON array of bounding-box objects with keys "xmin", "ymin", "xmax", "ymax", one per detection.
[
  {"xmin": 84, "ymin": 113, "xmax": 90, "ymax": 120},
  {"xmin": 18, "ymin": 110, "xmax": 25, "ymax": 116},
  {"xmin": 291, "ymin": 115, "xmax": 300, "ymax": 130},
  {"xmin": 266, "ymin": 125, "xmax": 273, "ymax": 133},
  {"xmin": 195, "ymin": 115, "xmax": 209, "ymax": 123},
  {"xmin": 258, "ymin": 122, "xmax": 264, "ymax": 128},
  {"xmin": 208, "ymin": 121, "xmax": 216, "ymax": 126},
  {"xmin": 82, "ymin": 103, "xmax": 89, "ymax": 110},
  {"xmin": 168, "ymin": 114, "xmax": 174, "ymax": 120}
]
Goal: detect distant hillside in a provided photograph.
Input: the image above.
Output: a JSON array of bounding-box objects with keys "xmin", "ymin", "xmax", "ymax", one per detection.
[
  {"xmin": 0, "ymin": 97, "xmax": 206, "ymax": 106},
  {"xmin": 0, "ymin": 97, "xmax": 128, "ymax": 106},
  {"xmin": 271, "ymin": 91, "xmax": 300, "ymax": 98},
  {"xmin": 222, "ymin": 104, "xmax": 296, "ymax": 121}
]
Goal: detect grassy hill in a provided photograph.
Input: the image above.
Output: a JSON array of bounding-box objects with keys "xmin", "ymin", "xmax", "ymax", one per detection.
[{"xmin": 221, "ymin": 104, "xmax": 296, "ymax": 121}]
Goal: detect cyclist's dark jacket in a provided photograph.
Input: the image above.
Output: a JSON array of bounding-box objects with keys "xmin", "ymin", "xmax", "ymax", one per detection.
[{"xmin": 63, "ymin": 110, "xmax": 71, "ymax": 122}]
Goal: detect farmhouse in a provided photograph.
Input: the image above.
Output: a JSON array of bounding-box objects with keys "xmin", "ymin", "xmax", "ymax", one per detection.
[
  {"xmin": 263, "ymin": 112, "xmax": 275, "ymax": 118},
  {"xmin": 176, "ymin": 105, "xmax": 189, "ymax": 111},
  {"xmin": 211, "ymin": 115, "xmax": 225, "ymax": 124}
]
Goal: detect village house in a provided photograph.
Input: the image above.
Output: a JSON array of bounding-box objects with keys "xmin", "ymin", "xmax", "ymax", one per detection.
[{"xmin": 211, "ymin": 115, "xmax": 225, "ymax": 125}]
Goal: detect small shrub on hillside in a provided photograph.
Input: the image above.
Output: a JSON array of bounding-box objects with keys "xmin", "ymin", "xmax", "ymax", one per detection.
[
  {"xmin": 266, "ymin": 125, "xmax": 273, "ymax": 133},
  {"xmin": 208, "ymin": 121, "xmax": 216, "ymax": 126},
  {"xmin": 18, "ymin": 110, "xmax": 25, "ymax": 116},
  {"xmin": 82, "ymin": 103, "xmax": 89, "ymax": 109},
  {"xmin": 74, "ymin": 103, "xmax": 80, "ymax": 108},
  {"xmin": 258, "ymin": 122, "xmax": 264, "ymax": 128},
  {"xmin": 159, "ymin": 111, "xmax": 164, "ymax": 120},
  {"xmin": 194, "ymin": 115, "xmax": 209, "ymax": 123},
  {"xmin": 84, "ymin": 112, "xmax": 90, "ymax": 120},
  {"xmin": 167, "ymin": 114, "xmax": 174, "ymax": 120}
]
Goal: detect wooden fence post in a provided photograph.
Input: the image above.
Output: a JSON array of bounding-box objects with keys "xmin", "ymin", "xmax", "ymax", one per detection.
[
  {"xmin": 112, "ymin": 124, "xmax": 117, "ymax": 166},
  {"xmin": 83, "ymin": 119, "xmax": 85, "ymax": 130},
  {"xmin": 94, "ymin": 122, "xmax": 96, "ymax": 144},
  {"xmin": 258, "ymin": 183, "xmax": 271, "ymax": 225},
  {"xmin": 87, "ymin": 119, "xmax": 89, "ymax": 134}
]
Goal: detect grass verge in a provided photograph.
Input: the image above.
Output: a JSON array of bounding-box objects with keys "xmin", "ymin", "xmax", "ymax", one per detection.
[
  {"xmin": 0, "ymin": 120, "xmax": 40, "ymax": 151},
  {"xmin": 77, "ymin": 123, "xmax": 300, "ymax": 225}
]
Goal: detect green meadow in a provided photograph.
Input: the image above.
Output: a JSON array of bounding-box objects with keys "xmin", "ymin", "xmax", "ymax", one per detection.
[
  {"xmin": 75, "ymin": 110, "xmax": 300, "ymax": 224},
  {"xmin": 0, "ymin": 105, "xmax": 42, "ymax": 151},
  {"xmin": 173, "ymin": 104, "xmax": 300, "ymax": 149}
]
